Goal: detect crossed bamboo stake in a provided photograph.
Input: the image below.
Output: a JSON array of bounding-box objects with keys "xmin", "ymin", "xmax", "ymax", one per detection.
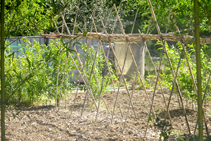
[
  {"xmin": 145, "ymin": 0, "xmax": 191, "ymax": 137},
  {"xmin": 99, "ymin": 12, "xmax": 139, "ymax": 122},
  {"xmin": 172, "ymin": 13, "xmax": 209, "ymax": 136},
  {"xmin": 113, "ymin": 4, "xmax": 159, "ymax": 122},
  {"xmin": 52, "ymin": 1, "xmax": 211, "ymax": 137},
  {"xmin": 60, "ymin": 13, "xmax": 99, "ymax": 111}
]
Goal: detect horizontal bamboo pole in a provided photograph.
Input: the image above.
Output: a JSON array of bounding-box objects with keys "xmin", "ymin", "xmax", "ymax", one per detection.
[{"xmin": 41, "ymin": 32, "xmax": 211, "ymax": 44}]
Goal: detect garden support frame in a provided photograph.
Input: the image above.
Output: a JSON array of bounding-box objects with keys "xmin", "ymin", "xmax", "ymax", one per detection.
[{"xmin": 47, "ymin": 0, "xmax": 210, "ymax": 139}]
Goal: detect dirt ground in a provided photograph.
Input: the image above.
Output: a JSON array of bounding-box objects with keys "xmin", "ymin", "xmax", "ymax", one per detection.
[{"xmin": 2, "ymin": 89, "xmax": 211, "ymax": 141}]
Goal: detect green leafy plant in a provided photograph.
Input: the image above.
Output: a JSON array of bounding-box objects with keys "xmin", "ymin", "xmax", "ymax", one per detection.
[
  {"xmin": 154, "ymin": 117, "xmax": 172, "ymax": 141},
  {"xmin": 5, "ymin": 38, "xmax": 75, "ymax": 105},
  {"xmin": 153, "ymin": 40, "xmax": 211, "ymax": 101},
  {"xmin": 79, "ymin": 43, "xmax": 117, "ymax": 99}
]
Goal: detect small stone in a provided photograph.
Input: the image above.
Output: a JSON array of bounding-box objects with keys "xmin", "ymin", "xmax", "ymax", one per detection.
[{"xmin": 128, "ymin": 130, "xmax": 133, "ymax": 135}]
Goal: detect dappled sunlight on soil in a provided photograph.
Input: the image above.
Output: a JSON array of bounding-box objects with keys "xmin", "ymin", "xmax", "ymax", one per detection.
[{"xmin": 2, "ymin": 89, "xmax": 211, "ymax": 140}]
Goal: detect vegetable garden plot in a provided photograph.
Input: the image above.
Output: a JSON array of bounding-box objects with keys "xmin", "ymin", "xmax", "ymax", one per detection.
[
  {"xmin": 42, "ymin": 1, "xmax": 211, "ymax": 140},
  {"xmin": 2, "ymin": 0, "xmax": 211, "ymax": 140},
  {"xmin": 4, "ymin": 90, "xmax": 207, "ymax": 140}
]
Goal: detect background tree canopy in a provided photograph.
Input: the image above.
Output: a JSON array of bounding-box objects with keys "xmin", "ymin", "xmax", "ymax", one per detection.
[
  {"xmin": 2, "ymin": 0, "xmax": 211, "ymax": 37},
  {"xmin": 4, "ymin": 0, "xmax": 53, "ymax": 37}
]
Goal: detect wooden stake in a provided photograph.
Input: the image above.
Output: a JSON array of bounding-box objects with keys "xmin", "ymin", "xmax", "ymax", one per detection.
[
  {"xmin": 65, "ymin": 84, "xmax": 67, "ymax": 109},
  {"xmin": 70, "ymin": 81, "xmax": 80, "ymax": 115},
  {"xmin": 99, "ymin": 13, "xmax": 138, "ymax": 121},
  {"xmin": 60, "ymin": 13, "xmax": 98, "ymax": 110},
  {"xmin": 166, "ymin": 49, "xmax": 183, "ymax": 116},
  {"xmin": 81, "ymin": 46, "xmax": 101, "ymax": 117},
  {"xmin": 99, "ymin": 17, "xmax": 124, "ymax": 118},
  {"xmin": 138, "ymin": 30, "xmax": 172, "ymax": 125},
  {"xmin": 112, "ymin": 0, "xmax": 123, "ymax": 34},
  {"xmin": 194, "ymin": 69, "xmax": 211, "ymax": 136},
  {"xmin": 147, "ymin": 0, "xmax": 191, "ymax": 135},
  {"xmin": 1, "ymin": 0, "xmax": 6, "ymax": 140},
  {"xmin": 173, "ymin": 13, "xmax": 209, "ymax": 136},
  {"xmin": 72, "ymin": 4, "xmax": 80, "ymax": 35},
  {"xmin": 114, "ymin": 4, "xmax": 155, "ymax": 120},
  {"xmin": 144, "ymin": 46, "xmax": 164, "ymax": 138}
]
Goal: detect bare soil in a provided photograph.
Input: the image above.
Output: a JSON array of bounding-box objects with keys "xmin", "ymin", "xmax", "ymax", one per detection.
[{"xmin": 2, "ymin": 89, "xmax": 211, "ymax": 141}]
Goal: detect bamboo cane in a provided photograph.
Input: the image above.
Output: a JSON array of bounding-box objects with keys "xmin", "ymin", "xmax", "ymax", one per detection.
[
  {"xmin": 111, "ymin": 9, "xmax": 141, "ymax": 121},
  {"xmin": 72, "ymin": 4, "xmax": 80, "ymax": 35},
  {"xmin": 147, "ymin": 0, "xmax": 191, "ymax": 135},
  {"xmin": 60, "ymin": 13, "xmax": 98, "ymax": 110},
  {"xmin": 53, "ymin": 15, "xmax": 83, "ymax": 113},
  {"xmin": 99, "ymin": 17, "xmax": 124, "ymax": 118},
  {"xmin": 146, "ymin": 20, "xmax": 151, "ymax": 35},
  {"xmin": 70, "ymin": 46, "xmax": 89, "ymax": 116},
  {"xmin": 102, "ymin": 6, "xmax": 114, "ymax": 34},
  {"xmin": 80, "ymin": 23, "xmax": 111, "ymax": 116},
  {"xmin": 81, "ymin": 46, "xmax": 101, "ymax": 117},
  {"xmin": 83, "ymin": 41, "xmax": 111, "ymax": 115},
  {"xmin": 52, "ymin": 16, "xmax": 62, "ymax": 108},
  {"xmin": 79, "ymin": 17, "xmax": 111, "ymax": 115},
  {"xmin": 65, "ymin": 84, "xmax": 67, "ymax": 109},
  {"xmin": 68, "ymin": 50, "xmax": 98, "ymax": 109},
  {"xmin": 90, "ymin": 0, "xmax": 98, "ymax": 33},
  {"xmin": 124, "ymin": 41, "xmax": 145, "ymax": 127},
  {"xmin": 61, "ymin": 10, "xmax": 65, "ymax": 33},
  {"xmin": 1, "ymin": 0, "xmax": 6, "ymax": 140},
  {"xmin": 138, "ymin": 30, "xmax": 172, "ymax": 125},
  {"xmin": 172, "ymin": 14, "xmax": 198, "ymax": 96},
  {"xmin": 124, "ymin": 8, "xmax": 148, "ymax": 127},
  {"xmin": 100, "ymin": 41, "xmax": 124, "ymax": 117},
  {"xmin": 129, "ymin": 8, "xmax": 142, "ymax": 103},
  {"xmin": 201, "ymin": 70, "xmax": 211, "ymax": 135},
  {"xmin": 52, "ymin": 16, "xmax": 68, "ymax": 108},
  {"xmin": 70, "ymin": 81, "xmax": 80, "ymax": 115},
  {"xmin": 91, "ymin": 15, "xmax": 124, "ymax": 121},
  {"xmin": 172, "ymin": 13, "xmax": 209, "ymax": 136},
  {"xmin": 84, "ymin": 39, "xmax": 110, "ymax": 114},
  {"xmin": 52, "ymin": 17, "xmax": 60, "ymax": 34},
  {"xmin": 194, "ymin": 2, "xmax": 203, "ymax": 133},
  {"xmin": 59, "ymin": 59, "xmax": 68, "ymax": 107},
  {"xmin": 131, "ymin": 8, "xmax": 139, "ymax": 34},
  {"xmin": 55, "ymin": 39, "xmax": 62, "ymax": 108},
  {"xmin": 114, "ymin": 4, "xmax": 153, "ymax": 106},
  {"xmin": 72, "ymin": 6, "xmax": 101, "ymax": 115},
  {"xmin": 112, "ymin": 0, "xmax": 123, "ymax": 34},
  {"xmin": 113, "ymin": 4, "xmax": 155, "ymax": 119},
  {"xmin": 98, "ymin": 20, "xmax": 116, "ymax": 92},
  {"xmin": 165, "ymin": 7, "xmax": 172, "ymax": 33},
  {"xmin": 81, "ymin": 9, "xmax": 111, "ymax": 114},
  {"xmin": 99, "ymin": 13, "xmax": 138, "ymax": 121},
  {"xmin": 144, "ymin": 46, "xmax": 164, "ymax": 138},
  {"xmin": 194, "ymin": 70, "xmax": 211, "ymax": 136},
  {"xmin": 95, "ymin": 63, "xmax": 107, "ymax": 121},
  {"xmin": 111, "ymin": 19, "xmax": 136, "ymax": 122},
  {"xmin": 166, "ymin": 49, "xmax": 183, "ymax": 116},
  {"xmin": 60, "ymin": 13, "xmax": 110, "ymax": 115},
  {"xmin": 84, "ymin": 17, "xmax": 87, "ymax": 31},
  {"xmin": 112, "ymin": 43, "xmax": 130, "ymax": 121}
]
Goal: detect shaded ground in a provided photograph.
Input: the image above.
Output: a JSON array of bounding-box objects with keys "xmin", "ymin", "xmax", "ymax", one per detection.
[{"xmin": 2, "ymin": 89, "xmax": 211, "ymax": 140}]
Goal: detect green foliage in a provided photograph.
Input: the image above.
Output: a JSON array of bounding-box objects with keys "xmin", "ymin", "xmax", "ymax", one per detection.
[
  {"xmin": 177, "ymin": 135, "xmax": 211, "ymax": 141},
  {"xmin": 78, "ymin": 44, "xmax": 117, "ymax": 99},
  {"xmin": 107, "ymin": 0, "xmax": 211, "ymax": 35},
  {"xmin": 5, "ymin": 38, "xmax": 75, "ymax": 105},
  {"xmin": 154, "ymin": 117, "xmax": 172, "ymax": 141},
  {"xmin": 4, "ymin": 0, "xmax": 54, "ymax": 36},
  {"xmin": 153, "ymin": 40, "xmax": 211, "ymax": 101}
]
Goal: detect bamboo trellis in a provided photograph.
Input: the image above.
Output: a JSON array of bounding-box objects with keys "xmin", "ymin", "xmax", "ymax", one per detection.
[{"xmin": 44, "ymin": 0, "xmax": 211, "ymax": 139}]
